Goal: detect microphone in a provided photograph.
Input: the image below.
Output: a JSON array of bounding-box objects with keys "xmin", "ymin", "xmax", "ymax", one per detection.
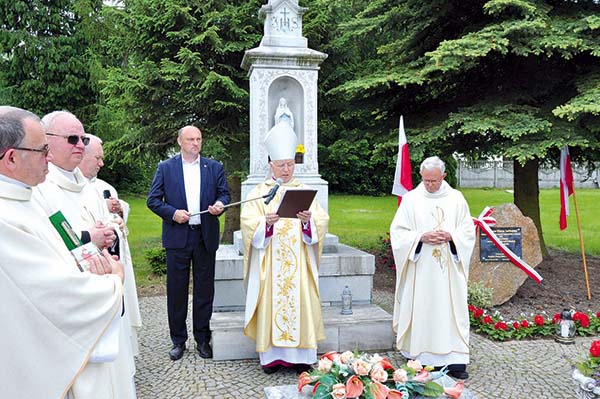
[
  {"xmin": 264, "ymin": 178, "xmax": 283, "ymax": 205},
  {"xmin": 103, "ymin": 190, "xmax": 111, "ymax": 199}
]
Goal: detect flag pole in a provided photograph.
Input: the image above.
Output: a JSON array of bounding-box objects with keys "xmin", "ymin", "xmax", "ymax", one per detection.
[{"xmin": 572, "ymin": 189, "xmax": 591, "ymax": 300}]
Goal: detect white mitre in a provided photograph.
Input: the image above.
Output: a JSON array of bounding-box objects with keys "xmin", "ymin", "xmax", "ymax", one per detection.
[{"xmin": 264, "ymin": 122, "xmax": 297, "ymax": 161}]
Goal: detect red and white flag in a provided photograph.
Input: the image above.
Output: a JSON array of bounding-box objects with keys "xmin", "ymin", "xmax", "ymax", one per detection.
[
  {"xmin": 392, "ymin": 115, "xmax": 413, "ymax": 206},
  {"xmin": 559, "ymin": 146, "xmax": 574, "ymax": 230}
]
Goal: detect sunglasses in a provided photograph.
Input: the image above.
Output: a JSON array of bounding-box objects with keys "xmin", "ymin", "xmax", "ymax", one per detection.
[
  {"xmin": 0, "ymin": 143, "xmax": 50, "ymax": 160},
  {"xmin": 46, "ymin": 132, "xmax": 90, "ymax": 146}
]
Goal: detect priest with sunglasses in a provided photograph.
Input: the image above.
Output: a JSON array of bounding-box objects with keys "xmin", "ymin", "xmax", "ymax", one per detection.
[{"xmin": 31, "ymin": 110, "xmax": 137, "ymax": 399}]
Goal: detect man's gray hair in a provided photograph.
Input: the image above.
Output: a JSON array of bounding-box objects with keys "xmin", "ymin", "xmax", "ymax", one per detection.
[
  {"xmin": 420, "ymin": 156, "xmax": 446, "ymax": 173},
  {"xmin": 83, "ymin": 134, "xmax": 103, "ymax": 152},
  {"xmin": 0, "ymin": 106, "xmax": 41, "ymax": 155},
  {"xmin": 41, "ymin": 110, "xmax": 77, "ymax": 130}
]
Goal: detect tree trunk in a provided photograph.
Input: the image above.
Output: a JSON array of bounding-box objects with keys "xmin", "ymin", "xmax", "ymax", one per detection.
[
  {"xmin": 513, "ymin": 158, "xmax": 548, "ymax": 257},
  {"xmin": 221, "ymin": 174, "xmax": 241, "ymax": 244}
]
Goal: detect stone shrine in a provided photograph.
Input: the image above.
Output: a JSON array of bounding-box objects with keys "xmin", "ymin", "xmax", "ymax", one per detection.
[
  {"xmin": 240, "ymin": 0, "xmax": 329, "ymax": 210},
  {"xmin": 209, "ymin": 0, "xmax": 394, "ymax": 361}
]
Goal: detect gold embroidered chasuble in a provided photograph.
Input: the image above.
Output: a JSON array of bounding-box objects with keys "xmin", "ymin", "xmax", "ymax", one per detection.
[
  {"xmin": 390, "ymin": 181, "xmax": 476, "ymax": 364},
  {"xmin": 241, "ymin": 178, "xmax": 329, "ymax": 353}
]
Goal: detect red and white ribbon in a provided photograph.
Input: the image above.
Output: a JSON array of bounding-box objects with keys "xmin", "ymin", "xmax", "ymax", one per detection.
[{"xmin": 473, "ymin": 207, "xmax": 543, "ymax": 284}]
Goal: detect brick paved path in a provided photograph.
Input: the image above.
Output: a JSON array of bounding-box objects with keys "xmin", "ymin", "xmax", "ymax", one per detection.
[{"xmin": 135, "ymin": 292, "xmax": 592, "ymax": 398}]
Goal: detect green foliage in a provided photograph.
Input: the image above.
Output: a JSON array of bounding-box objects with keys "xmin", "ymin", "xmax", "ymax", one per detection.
[
  {"xmin": 469, "ymin": 306, "xmax": 600, "ymax": 341},
  {"xmin": 0, "ymin": 0, "xmax": 101, "ymax": 121},
  {"xmin": 467, "ymin": 281, "xmax": 493, "ymax": 309},
  {"xmin": 143, "ymin": 246, "xmax": 166, "ymax": 276},
  {"xmin": 95, "ymin": 0, "xmax": 262, "ymax": 175}
]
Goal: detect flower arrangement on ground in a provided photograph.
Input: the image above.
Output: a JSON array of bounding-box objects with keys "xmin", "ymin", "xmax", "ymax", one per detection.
[
  {"xmin": 468, "ymin": 305, "xmax": 600, "ymax": 341},
  {"xmin": 572, "ymin": 340, "xmax": 600, "ymax": 397},
  {"xmin": 297, "ymin": 351, "xmax": 464, "ymax": 399}
]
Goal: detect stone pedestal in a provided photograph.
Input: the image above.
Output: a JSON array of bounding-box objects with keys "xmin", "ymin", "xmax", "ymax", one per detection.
[{"xmin": 210, "ymin": 233, "xmax": 396, "ymax": 360}]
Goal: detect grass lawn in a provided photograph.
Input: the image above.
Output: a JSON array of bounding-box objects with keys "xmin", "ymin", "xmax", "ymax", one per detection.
[{"xmin": 125, "ymin": 188, "xmax": 599, "ymax": 288}]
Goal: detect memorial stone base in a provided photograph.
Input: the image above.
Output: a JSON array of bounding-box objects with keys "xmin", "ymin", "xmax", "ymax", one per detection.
[{"xmin": 210, "ymin": 232, "xmax": 395, "ymax": 360}]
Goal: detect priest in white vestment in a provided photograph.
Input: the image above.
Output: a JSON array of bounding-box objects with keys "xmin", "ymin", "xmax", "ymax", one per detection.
[
  {"xmin": 240, "ymin": 116, "xmax": 329, "ymax": 374},
  {"xmin": 31, "ymin": 110, "xmax": 137, "ymax": 398},
  {"xmin": 80, "ymin": 135, "xmax": 142, "ymax": 356},
  {"xmin": 0, "ymin": 107, "xmax": 125, "ymax": 399},
  {"xmin": 390, "ymin": 156, "xmax": 475, "ymax": 380}
]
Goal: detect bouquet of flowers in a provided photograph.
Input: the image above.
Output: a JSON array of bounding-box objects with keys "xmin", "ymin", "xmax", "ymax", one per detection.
[
  {"xmin": 297, "ymin": 351, "xmax": 464, "ymax": 399},
  {"xmin": 572, "ymin": 340, "xmax": 600, "ymax": 396}
]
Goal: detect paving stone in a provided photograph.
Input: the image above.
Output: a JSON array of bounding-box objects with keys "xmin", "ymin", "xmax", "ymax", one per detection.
[{"xmin": 135, "ymin": 293, "xmax": 592, "ymax": 398}]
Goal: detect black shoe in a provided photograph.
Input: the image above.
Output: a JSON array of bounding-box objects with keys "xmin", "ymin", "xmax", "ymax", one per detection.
[
  {"xmin": 169, "ymin": 344, "xmax": 186, "ymax": 361},
  {"xmin": 447, "ymin": 364, "xmax": 468, "ymax": 380},
  {"xmin": 294, "ymin": 364, "xmax": 312, "ymax": 374},
  {"xmin": 197, "ymin": 341, "xmax": 213, "ymax": 359},
  {"xmin": 448, "ymin": 370, "xmax": 469, "ymax": 380},
  {"xmin": 262, "ymin": 365, "xmax": 281, "ymax": 374}
]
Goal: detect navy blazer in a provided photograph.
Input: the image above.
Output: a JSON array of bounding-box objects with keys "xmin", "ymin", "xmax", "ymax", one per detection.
[{"xmin": 147, "ymin": 154, "xmax": 231, "ymax": 252}]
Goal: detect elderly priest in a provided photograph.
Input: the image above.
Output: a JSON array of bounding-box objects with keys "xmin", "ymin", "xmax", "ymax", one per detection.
[
  {"xmin": 0, "ymin": 106, "xmax": 125, "ymax": 398},
  {"xmin": 390, "ymin": 156, "xmax": 476, "ymax": 380},
  {"xmin": 240, "ymin": 121, "xmax": 329, "ymax": 374}
]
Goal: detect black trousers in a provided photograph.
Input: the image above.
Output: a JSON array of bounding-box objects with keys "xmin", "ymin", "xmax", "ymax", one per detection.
[{"xmin": 166, "ymin": 228, "xmax": 215, "ymax": 346}]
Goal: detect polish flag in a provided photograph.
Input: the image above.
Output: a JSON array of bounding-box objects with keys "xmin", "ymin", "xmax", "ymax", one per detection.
[
  {"xmin": 392, "ymin": 116, "xmax": 413, "ymax": 206},
  {"xmin": 559, "ymin": 146, "xmax": 574, "ymax": 230}
]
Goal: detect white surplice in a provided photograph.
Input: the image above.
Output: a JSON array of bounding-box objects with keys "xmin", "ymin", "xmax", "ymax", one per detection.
[
  {"xmin": 0, "ymin": 177, "xmax": 123, "ymax": 399},
  {"xmin": 86, "ymin": 177, "xmax": 141, "ymax": 356},
  {"xmin": 390, "ymin": 181, "xmax": 476, "ymax": 366},
  {"xmin": 31, "ymin": 163, "xmax": 137, "ymax": 398}
]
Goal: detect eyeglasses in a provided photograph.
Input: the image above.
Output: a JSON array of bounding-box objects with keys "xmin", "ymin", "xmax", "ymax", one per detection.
[
  {"xmin": 46, "ymin": 132, "xmax": 90, "ymax": 146},
  {"xmin": 0, "ymin": 144, "xmax": 50, "ymax": 160}
]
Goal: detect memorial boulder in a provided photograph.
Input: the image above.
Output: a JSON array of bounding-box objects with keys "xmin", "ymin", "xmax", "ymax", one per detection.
[{"xmin": 469, "ymin": 203, "xmax": 543, "ymax": 305}]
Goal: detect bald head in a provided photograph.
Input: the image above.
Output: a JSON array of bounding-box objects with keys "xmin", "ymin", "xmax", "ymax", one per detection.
[
  {"xmin": 79, "ymin": 135, "xmax": 104, "ymax": 179},
  {"xmin": 42, "ymin": 111, "xmax": 87, "ymax": 171},
  {"xmin": 177, "ymin": 125, "xmax": 202, "ymax": 161}
]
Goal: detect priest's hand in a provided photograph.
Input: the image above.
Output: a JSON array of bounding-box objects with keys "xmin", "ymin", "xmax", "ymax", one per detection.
[
  {"xmin": 208, "ymin": 201, "xmax": 225, "ymax": 216},
  {"xmin": 88, "ymin": 250, "xmax": 125, "ymax": 282},
  {"xmin": 265, "ymin": 212, "xmax": 280, "ymax": 226},
  {"xmin": 106, "ymin": 198, "xmax": 123, "ymax": 216},
  {"xmin": 173, "ymin": 209, "xmax": 190, "ymax": 224},
  {"xmin": 297, "ymin": 210, "xmax": 311, "ymax": 224},
  {"xmin": 89, "ymin": 223, "xmax": 117, "ymax": 249},
  {"xmin": 421, "ymin": 230, "xmax": 452, "ymax": 245}
]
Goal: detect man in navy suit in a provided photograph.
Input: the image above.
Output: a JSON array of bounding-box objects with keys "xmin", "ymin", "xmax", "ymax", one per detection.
[{"xmin": 147, "ymin": 125, "xmax": 230, "ymax": 360}]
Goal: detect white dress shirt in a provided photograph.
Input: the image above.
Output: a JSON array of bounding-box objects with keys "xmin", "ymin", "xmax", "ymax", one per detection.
[{"xmin": 182, "ymin": 155, "xmax": 201, "ymax": 225}]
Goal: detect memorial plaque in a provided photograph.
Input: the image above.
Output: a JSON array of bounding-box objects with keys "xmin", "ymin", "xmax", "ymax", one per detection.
[{"xmin": 480, "ymin": 227, "xmax": 522, "ymax": 262}]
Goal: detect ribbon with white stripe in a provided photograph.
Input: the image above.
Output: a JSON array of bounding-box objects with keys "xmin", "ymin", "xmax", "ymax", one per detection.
[{"xmin": 473, "ymin": 207, "xmax": 543, "ymax": 284}]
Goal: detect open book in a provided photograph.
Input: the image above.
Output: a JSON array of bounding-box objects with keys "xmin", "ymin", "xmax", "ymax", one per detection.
[{"xmin": 275, "ymin": 189, "xmax": 317, "ymax": 218}]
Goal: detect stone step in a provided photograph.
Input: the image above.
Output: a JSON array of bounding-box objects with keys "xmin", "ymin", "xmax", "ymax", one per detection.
[
  {"xmin": 211, "ymin": 304, "xmax": 394, "ymax": 360},
  {"xmin": 214, "ymin": 242, "xmax": 375, "ymax": 311}
]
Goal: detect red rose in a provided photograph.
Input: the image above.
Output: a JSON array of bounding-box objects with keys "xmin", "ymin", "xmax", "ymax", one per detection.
[
  {"xmin": 573, "ymin": 312, "xmax": 590, "ymax": 328},
  {"xmin": 513, "ymin": 322, "xmax": 520, "ymax": 330},
  {"xmin": 596, "ymin": 311, "xmax": 600, "ymax": 319},
  {"xmin": 521, "ymin": 320, "xmax": 529, "ymax": 328},
  {"xmin": 483, "ymin": 315, "xmax": 493, "ymax": 324},
  {"xmin": 534, "ymin": 315, "xmax": 545, "ymax": 326},
  {"xmin": 474, "ymin": 309, "xmax": 484, "ymax": 319},
  {"xmin": 494, "ymin": 321, "xmax": 508, "ymax": 330},
  {"xmin": 590, "ymin": 340, "xmax": 600, "ymax": 358},
  {"xmin": 552, "ymin": 313, "xmax": 561, "ymax": 324},
  {"xmin": 468, "ymin": 305, "xmax": 475, "ymax": 312}
]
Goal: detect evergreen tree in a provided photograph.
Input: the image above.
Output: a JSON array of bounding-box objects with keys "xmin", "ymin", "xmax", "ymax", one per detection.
[
  {"xmin": 0, "ymin": 0, "xmax": 102, "ymax": 123},
  {"xmin": 329, "ymin": 0, "xmax": 600, "ymax": 253}
]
